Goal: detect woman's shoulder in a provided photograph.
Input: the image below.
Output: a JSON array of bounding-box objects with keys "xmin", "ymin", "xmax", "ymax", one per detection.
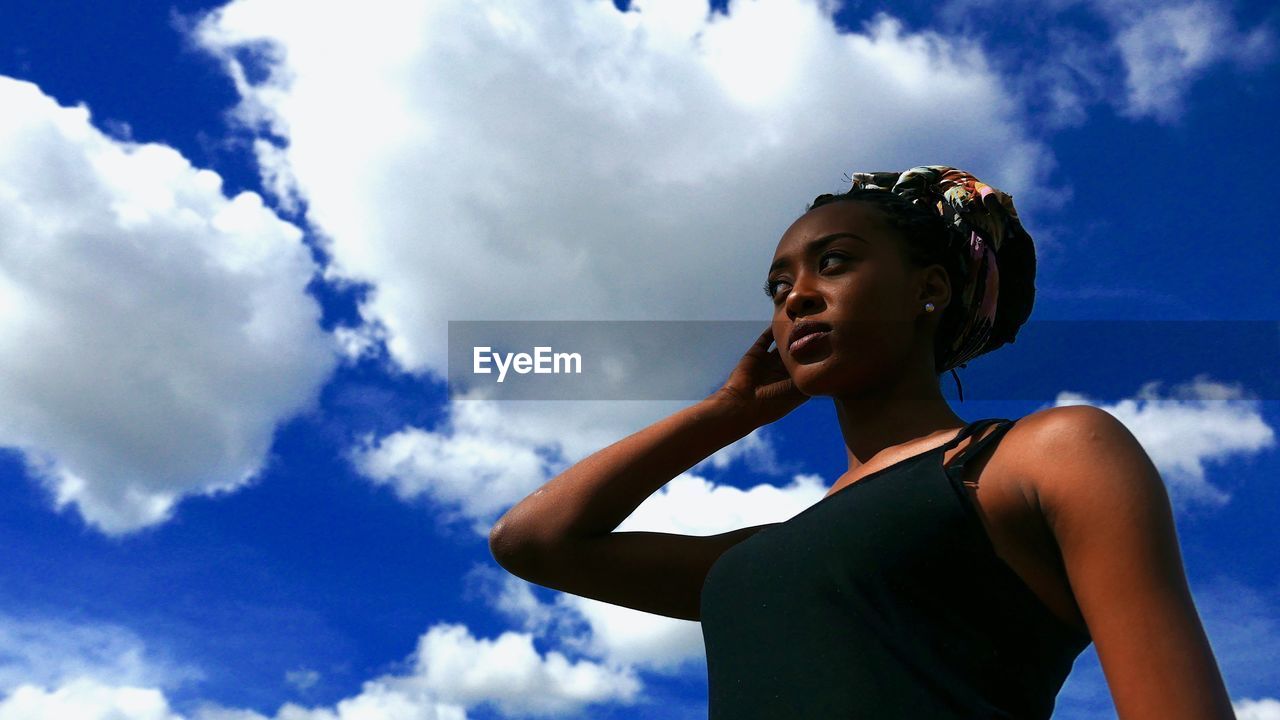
[
  {"xmin": 1008, "ymin": 404, "xmax": 1125, "ymax": 440},
  {"xmin": 1002, "ymin": 405, "xmax": 1160, "ymax": 509}
]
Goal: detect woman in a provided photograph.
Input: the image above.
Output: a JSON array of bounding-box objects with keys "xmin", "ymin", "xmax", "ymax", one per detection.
[{"xmin": 488, "ymin": 166, "xmax": 1235, "ymax": 719}]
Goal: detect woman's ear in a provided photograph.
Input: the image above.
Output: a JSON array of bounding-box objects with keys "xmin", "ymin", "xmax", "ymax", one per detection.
[{"xmin": 918, "ymin": 263, "xmax": 951, "ymax": 313}]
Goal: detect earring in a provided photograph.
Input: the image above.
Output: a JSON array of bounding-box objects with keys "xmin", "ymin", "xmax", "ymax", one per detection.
[{"xmin": 924, "ymin": 302, "xmax": 935, "ymax": 312}]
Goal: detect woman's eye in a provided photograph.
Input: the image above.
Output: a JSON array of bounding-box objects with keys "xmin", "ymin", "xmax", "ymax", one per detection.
[
  {"xmin": 763, "ymin": 253, "xmax": 851, "ymax": 300},
  {"xmin": 820, "ymin": 252, "xmax": 848, "ymax": 269},
  {"xmin": 763, "ymin": 279, "xmax": 790, "ymax": 300}
]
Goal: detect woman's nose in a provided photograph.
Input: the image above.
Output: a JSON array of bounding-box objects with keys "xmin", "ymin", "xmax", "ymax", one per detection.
[{"xmin": 784, "ymin": 273, "xmax": 823, "ymax": 316}]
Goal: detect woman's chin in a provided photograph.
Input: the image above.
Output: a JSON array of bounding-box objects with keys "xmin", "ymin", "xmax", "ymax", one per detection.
[{"xmin": 788, "ymin": 357, "xmax": 845, "ymax": 397}]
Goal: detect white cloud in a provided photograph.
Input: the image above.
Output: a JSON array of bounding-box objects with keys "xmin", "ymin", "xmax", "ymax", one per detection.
[
  {"xmin": 0, "ymin": 614, "xmax": 197, "ymax": 697},
  {"xmin": 201, "ymin": 683, "xmax": 468, "ymax": 720},
  {"xmin": 471, "ymin": 564, "xmax": 704, "ymax": 674},
  {"xmin": 348, "ymin": 398, "xmax": 568, "ymax": 537},
  {"xmin": 391, "ymin": 623, "xmax": 640, "ymax": 716},
  {"xmin": 1049, "ymin": 375, "xmax": 1275, "ymax": 508},
  {"xmin": 935, "ymin": 0, "xmax": 1276, "ymax": 127},
  {"xmin": 0, "ymin": 678, "xmax": 182, "ymax": 720},
  {"xmin": 331, "ymin": 322, "xmax": 386, "ymax": 364},
  {"xmin": 254, "ymin": 621, "xmax": 641, "ymax": 718},
  {"xmin": 1237, "ymin": 698, "xmax": 1280, "ymax": 720},
  {"xmin": 463, "ymin": 566, "xmax": 578, "ymax": 641},
  {"xmin": 349, "ymin": 393, "xmax": 790, "ymax": 537},
  {"xmin": 0, "ymin": 76, "xmax": 337, "ymax": 534},
  {"xmin": 190, "ymin": 0, "xmax": 1053, "ymax": 380},
  {"xmin": 199, "ymin": 623, "xmax": 641, "ymax": 719},
  {"xmin": 614, "ymin": 470, "xmax": 825, "ymax": 536},
  {"xmin": 1112, "ymin": 1, "xmax": 1276, "ymax": 123},
  {"xmin": 2, "ymin": 620, "xmax": 640, "ymax": 720}
]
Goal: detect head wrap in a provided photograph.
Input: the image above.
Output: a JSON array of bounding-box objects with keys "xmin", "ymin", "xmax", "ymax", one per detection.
[{"xmin": 845, "ymin": 166, "xmax": 1034, "ymax": 401}]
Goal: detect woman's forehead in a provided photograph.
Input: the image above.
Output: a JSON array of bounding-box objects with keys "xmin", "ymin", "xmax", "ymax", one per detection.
[{"xmin": 773, "ymin": 201, "xmax": 891, "ymax": 256}]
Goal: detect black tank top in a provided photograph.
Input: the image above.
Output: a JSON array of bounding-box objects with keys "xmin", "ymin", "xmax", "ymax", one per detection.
[{"xmin": 700, "ymin": 418, "xmax": 1092, "ymax": 719}]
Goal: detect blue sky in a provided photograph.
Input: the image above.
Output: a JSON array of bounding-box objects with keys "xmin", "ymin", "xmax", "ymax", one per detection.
[{"xmin": 0, "ymin": 0, "xmax": 1278, "ymax": 718}]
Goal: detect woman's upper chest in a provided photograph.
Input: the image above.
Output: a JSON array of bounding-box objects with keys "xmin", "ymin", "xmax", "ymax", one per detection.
[{"xmin": 825, "ymin": 425, "xmax": 1089, "ymax": 636}]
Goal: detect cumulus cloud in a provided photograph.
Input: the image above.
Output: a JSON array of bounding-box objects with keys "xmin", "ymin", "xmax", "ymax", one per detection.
[
  {"xmin": 1049, "ymin": 375, "xmax": 1275, "ymax": 508},
  {"xmin": 0, "ymin": 614, "xmax": 197, "ymax": 697},
  {"xmin": 1, "ymin": 620, "xmax": 640, "ymax": 720},
  {"xmin": 463, "ymin": 566, "xmax": 580, "ymax": 641},
  {"xmin": 395, "ymin": 623, "xmax": 640, "ymax": 716},
  {"xmin": 190, "ymin": 0, "xmax": 1053, "ymax": 378},
  {"xmin": 1237, "ymin": 698, "xmax": 1280, "ymax": 720},
  {"xmin": 349, "ymin": 392, "xmax": 793, "ymax": 536},
  {"xmin": 469, "ymin": 566, "xmax": 714, "ymax": 674},
  {"xmin": 200, "ymin": 623, "xmax": 641, "ymax": 719},
  {"xmin": 0, "ymin": 615, "xmax": 193, "ymax": 720},
  {"xmin": 348, "ymin": 397, "xmax": 570, "ymax": 537},
  {"xmin": 0, "ymin": 76, "xmax": 337, "ymax": 533},
  {"xmin": 0, "ymin": 678, "xmax": 182, "ymax": 720},
  {"xmin": 613, "ymin": 470, "xmax": 825, "ymax": 536}
]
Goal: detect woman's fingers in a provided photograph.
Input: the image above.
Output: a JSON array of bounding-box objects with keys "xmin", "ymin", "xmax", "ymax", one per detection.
[
  {"xmin": 752, "ymin": 325, "xmax": 773, "ymax": 349},
  {"xmin": 754, "ymin": 324, "xmax": 783, "ymax": 353}
]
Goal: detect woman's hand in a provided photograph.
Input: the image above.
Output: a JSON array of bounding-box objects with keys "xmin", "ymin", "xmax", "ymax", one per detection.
[{"xmin": 712, "ymin": 324, "xmax": 810, "ymax": 429}]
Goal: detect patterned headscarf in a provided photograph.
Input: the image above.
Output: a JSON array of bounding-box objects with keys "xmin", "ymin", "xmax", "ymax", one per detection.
[{"xmin": 845, "ymin": 166, "xmax": 1034, "ymax": 400}]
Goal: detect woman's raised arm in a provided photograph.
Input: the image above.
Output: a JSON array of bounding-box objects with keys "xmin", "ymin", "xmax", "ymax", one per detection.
[{"xmin": 488, "ymin": 325, "xmax": 808, "ymax": 620}]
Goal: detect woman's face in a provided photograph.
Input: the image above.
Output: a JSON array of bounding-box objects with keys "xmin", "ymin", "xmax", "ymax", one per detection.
[{"xmin": 765, "ymin": 200, "xmax": 925, "ymax": 396}]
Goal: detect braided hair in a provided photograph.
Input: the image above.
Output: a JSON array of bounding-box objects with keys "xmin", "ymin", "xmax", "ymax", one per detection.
[{"xmin": 803, "ymin": 167, "xmax": 1037, "ymax": 400}]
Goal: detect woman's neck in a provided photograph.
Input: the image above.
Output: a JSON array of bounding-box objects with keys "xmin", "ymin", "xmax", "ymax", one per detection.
[{"xmin": 832, "ymin": 372, "xmax": 965, "ymax": 473}]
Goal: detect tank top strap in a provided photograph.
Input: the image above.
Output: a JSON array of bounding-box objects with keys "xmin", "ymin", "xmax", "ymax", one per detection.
[
  {"xmin": 942, "ymin": 418, "xmax": 1016, "ymax": 485},
  {"xmin": 937, "ymin": 417, "xmax": 996, "ymax": 453}
]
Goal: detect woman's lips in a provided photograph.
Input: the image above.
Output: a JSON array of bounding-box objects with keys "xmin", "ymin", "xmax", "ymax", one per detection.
[{"xmin": 789, "ymin": 330, "xmax": 831, "ymax": 357}]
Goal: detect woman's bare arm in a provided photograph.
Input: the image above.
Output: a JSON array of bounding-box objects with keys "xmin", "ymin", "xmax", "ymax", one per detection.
[
  {"xmin": 1021, "ymin": 405, "xmax": 1236, "ymax": 720},
  {"xmin": 488, "ymin": 393, "xmax": 769, "ymax": 621},
  {"xmin": 488, "ymin": 325, "xmax": 807, "ymax": 621}
]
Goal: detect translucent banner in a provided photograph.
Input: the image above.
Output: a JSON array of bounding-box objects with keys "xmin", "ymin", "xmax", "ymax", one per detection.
[{"xmin": 446, "ymin": 320, "xmax": 1280, "ymax": 402}]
